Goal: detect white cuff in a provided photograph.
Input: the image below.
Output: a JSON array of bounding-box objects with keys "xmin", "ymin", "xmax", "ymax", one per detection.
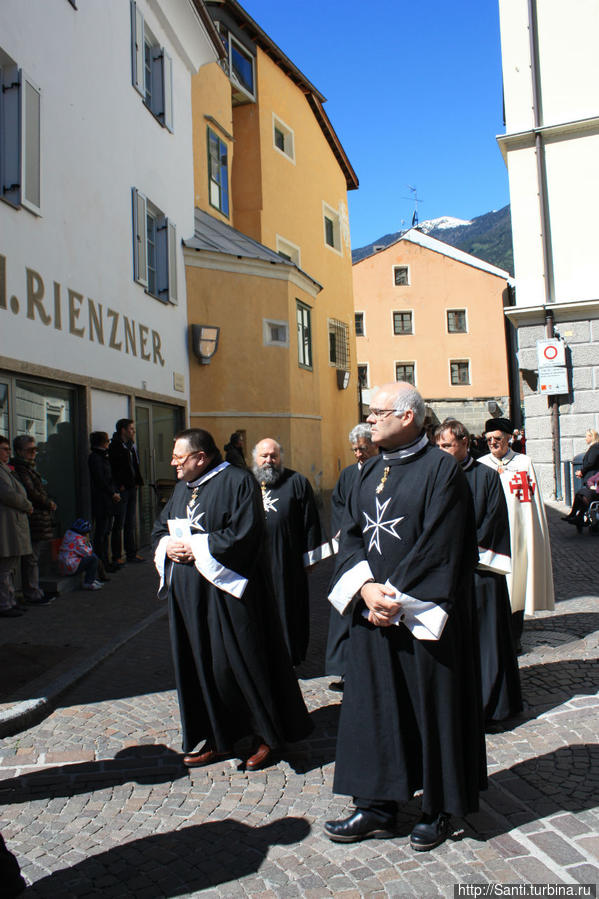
[
  {"xmin": 189, "ymin": 533, "xmax": 248, "ymax": 599},
  {"xmin": 363, "ymin": 580, "xmax": 449, "ymax": 641},
  {"xmin": 303, "ymin": 541, "xmax": 333, "ymax": 567},
  {"xmin": 154, "ymin": 535, "xmax": 170, "ymax": 595},
  {"xmin": 477, "ymin": 546, "xmax": 511, "ymax": 575},
  {"xmin": 328, "ymin": 559, "xmax": 374, "ymax": 614}
]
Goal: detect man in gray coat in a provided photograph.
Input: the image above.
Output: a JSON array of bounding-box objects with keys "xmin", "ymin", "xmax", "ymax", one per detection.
[{"xmin": 0, "ymin": 436, "xmax": 33, "ymax": 617}]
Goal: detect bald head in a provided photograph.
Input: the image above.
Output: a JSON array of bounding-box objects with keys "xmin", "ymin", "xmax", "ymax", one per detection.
[
  {"xmin": 252, "ymin": 438, "xmax": 284, "ymax": 486},
  {"xmin": 366, "ymin": 382, "xmax": 425, "ymax": 450}
]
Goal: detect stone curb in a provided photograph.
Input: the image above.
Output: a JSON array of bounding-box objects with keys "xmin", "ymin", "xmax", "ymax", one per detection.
[{"xmin": 0, "ymin": 605, "xmax": 167, "ymax": 739}]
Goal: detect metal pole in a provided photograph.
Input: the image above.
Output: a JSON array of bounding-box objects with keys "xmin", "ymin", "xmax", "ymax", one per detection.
[{"xmin": 545, "ymin": 309, "xmax": 562, "ymax": 499}]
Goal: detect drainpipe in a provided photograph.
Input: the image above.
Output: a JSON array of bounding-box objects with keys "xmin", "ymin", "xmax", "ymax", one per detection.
[{"xmin": 528, "ymin": 0, "xmax": 560, "ymax": 498}]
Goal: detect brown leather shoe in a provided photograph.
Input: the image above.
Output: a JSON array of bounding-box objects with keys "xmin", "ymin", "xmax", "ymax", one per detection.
[
  {"xmin": 182, "ymin": 747, "xmax": 227, "ymax": 768},
  {"xmin": 246, "ymin": 742, "xmax": 271, "ymax": 771}
]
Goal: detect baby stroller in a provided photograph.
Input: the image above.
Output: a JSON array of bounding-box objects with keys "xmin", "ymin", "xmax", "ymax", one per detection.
[{"xmin": 576, "ymin": 497, "xmax": 599, "ymax": 534}]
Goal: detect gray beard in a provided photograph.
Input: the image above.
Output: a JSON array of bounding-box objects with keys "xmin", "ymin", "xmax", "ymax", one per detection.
[{"xmin": 252, "ymin": 462, "xmax": 282, "ymax": 486}]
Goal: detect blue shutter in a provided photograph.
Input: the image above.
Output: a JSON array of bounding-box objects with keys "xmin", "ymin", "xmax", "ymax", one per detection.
[
  {"xmin": 1, "ymin": 66, "xmax": 22, "ymax": 208},
  {"xmin": 162, "ymin": 50, "xmax": 173, "ymax": 132},
  {"xmin": 167, "ymin": 220, "xmax": 177, "ymax": 304},
  {"xmin": 132, "ymin": 187, "xmax": 148, "ymax": 287},
  {"xmin": 21, "ymin": 72, "xmax": 41, "ymax": 214},
  {"xmin": 130, "ymin": 0, "xmax": 144, "ymax": 95}
]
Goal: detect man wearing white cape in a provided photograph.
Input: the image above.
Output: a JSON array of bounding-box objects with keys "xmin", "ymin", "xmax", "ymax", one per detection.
[{"xmin": 479, "ymin": 417, "xmax": 554, "ymax": 645}]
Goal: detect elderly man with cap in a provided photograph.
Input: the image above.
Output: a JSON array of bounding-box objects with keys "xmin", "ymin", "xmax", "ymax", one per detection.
[
  {"xmin": 479, "ymin": 417, "xmax": 554, "ymax": 647},
  {"xmin": 325, "ymin": 423, "xmax": 378, "ymax": 691}
]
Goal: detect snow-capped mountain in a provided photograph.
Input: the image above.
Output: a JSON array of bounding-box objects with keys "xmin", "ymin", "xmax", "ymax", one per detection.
[{"xmin": 416, "ymin": 216, "xmax": 472, "ymax": 233}]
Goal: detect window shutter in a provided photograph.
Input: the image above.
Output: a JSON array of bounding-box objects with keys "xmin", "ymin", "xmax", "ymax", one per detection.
[
  {"xmin": 1, "ymin": 66, "xmax": 22, "ymax": 208},
  {"xmin": 130, "ymin": 1, "xmax": 144, "ymax": 95},
  {"xmin": 162, "ymin": 51, "xmax": 173, "ymax": 132},
  {"xmin": 132, "ymin": 187, "xmax": 148, "ymax": 287},
  {"xmin": 167, "ymin": 220, "xmax": 178, "ymax": 304},
  {"xmin": 21, "ymin": 72, "xmax": 41, "ymax": 214},
  {"xmin": 150, "ymin": 46, "xmax": 164, "ymax": 120}
]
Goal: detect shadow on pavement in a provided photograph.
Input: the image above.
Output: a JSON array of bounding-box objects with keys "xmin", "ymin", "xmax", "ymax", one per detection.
[
  {"xmin": 464, "ymin": 743, "xmax": 599, "ymax": 840},
  {"xmin": 26, "ymin": 816, "xmax": 310, "ymax": 897},
  {"xmin": 523, "ymin": 611, "xmax": 599, "ymax": 643},
  {"xmin": 280, "ymin": 702, "xmax": 341, "ymax": 773},
  {"xmin": 0, "ymin": 746, "xmax": 186, "ymax": 806}
]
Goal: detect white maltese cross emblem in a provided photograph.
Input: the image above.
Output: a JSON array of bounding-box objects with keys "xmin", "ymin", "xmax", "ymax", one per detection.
[
  {"xmin": 261, "ymin": 490, "xmax": 279, "ymax": 513},
  {"xmin": 362, "ymin": 497, "xmax": 404, "ymax": 555},
  {"xmin": 187, "ymin": 507, "xmax": 206, "ymax": 533}
]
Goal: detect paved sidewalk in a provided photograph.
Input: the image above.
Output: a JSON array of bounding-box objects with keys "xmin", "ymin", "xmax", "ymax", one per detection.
[{"xmin": 0, "ymin": 502, "xmax": 598, "ymax": 896}]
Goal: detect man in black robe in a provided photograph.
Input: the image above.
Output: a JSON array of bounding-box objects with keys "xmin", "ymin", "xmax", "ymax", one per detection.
[
  {"xmin": 324, "ymin": 383, "xmax": 486, "ymax": 851},
  {"xmin": 252, "ymin": 438, "xmax": 328, "ymax": 666},
  {"xmin": 326, "ymin": 423, "xmax": 378, "ymax": 690},
  {"xmin": 152, "ymin": 428, "xmax": 312, "ymax": 772},
  {"xmin": 436, "ymin": 419, "xmax": 522, "ymax": 723}
]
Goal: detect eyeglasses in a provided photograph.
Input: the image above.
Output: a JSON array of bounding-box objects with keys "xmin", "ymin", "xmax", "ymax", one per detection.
[
  {"xmin": 171, "ymin": 450, "xmax": 201, "ymax": 464},
  {"xmin": 368, "ymin": 408, "xmax": 399, "ymax": 420},
  {"xmin": 486, "ymin": 436, "xmax": 507, "ymax": 444}
]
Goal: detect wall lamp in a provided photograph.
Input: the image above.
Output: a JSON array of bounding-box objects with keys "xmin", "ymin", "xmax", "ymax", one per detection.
[
  {"xmin": 191, "ymin": 324, "xmax": 220, "ymax": 365},
  {"xmin": 337, "ymin": 369, "xmax": 350, "ymax": 390}
]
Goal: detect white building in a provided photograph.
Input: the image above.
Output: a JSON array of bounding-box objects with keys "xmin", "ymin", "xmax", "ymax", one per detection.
[
  {"xmin": 497, "ymin": 0, "xmax": 599, "ymax": 498},
  {"xmin": 0, "ymin": 0, "xmax": 222, "ymax": 541}
]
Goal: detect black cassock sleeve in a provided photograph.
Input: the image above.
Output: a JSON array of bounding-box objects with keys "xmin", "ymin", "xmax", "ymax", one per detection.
[
  {"xmin": 205, "ymin": 473, "xmax": 266, "ymax": 579},
  {"xmin": 474, "ymin": 467, "xmax": 511, "ymax": 574}
]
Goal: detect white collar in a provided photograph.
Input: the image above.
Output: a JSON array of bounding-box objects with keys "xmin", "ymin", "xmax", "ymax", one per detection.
[
  {"xmin": 486, "ymin": 448, "xmax": 516, "ymax": 468},
  {"xmin": 382, "ymin": 433, "xmax": 429, "ymax": 461},
  {"xmin": 461, "ymin": 454, "xmax": 475, "ymax": 471},
  {"xmin": 187, "ymin": 460, "xmax": 229, "ymax": 489}
]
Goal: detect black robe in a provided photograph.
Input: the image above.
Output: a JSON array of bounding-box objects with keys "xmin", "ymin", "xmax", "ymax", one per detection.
[
  {"xmin": 325, "ymin": 463, "xmax": 360, "ymax": 676},
  {"xmin": 151, "ymin": 461, "xmax": 312, "ymax": 754},
  {"xmin": 260, "ymin": 468, "xmax": 325, "ymax": 666},
  {"xmin": 462, "ymin": 455, "xmax": 522, "ymax": 722},
  {"xmin": 329, "ymin": 437, "xmax": 486, "ymax": 816}
]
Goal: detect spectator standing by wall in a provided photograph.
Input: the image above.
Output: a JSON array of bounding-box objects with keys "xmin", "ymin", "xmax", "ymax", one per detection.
[
  {"xmin": 0, "ymin": 435, "xmax": 33, "ymax": 617},
  {"xmin": 109, "ymin": 419, "xmax": 144, "ymax": 564},
  {"xmin": 11, "ymin": 435, "xmax": 55, "ymax": 605},
  {"xmin": 88, "ymin": 431, "xmax": 121, "ymax": 576}
]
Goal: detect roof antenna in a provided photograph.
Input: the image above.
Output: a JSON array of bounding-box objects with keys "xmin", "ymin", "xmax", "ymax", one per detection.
[{"xmin": 401, "ymin": 186, "xmax": 422, "ymax": 227}]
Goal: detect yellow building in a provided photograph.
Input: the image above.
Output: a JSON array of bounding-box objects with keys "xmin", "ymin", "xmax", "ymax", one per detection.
[
  {"xmin": 353, "ymin": 230, "xmax": 513, "ymax": 435},
  {"xmin": 184, "ymin": 0, "xmax": 359, "ymax": 495}
]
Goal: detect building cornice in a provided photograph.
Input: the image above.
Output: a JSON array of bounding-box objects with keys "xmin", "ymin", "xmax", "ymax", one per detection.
[
  {"xmin": 503, "ymin": 299, "xmax": 599, "ymax": 326},
  {"xmin": 496, "ymin": 115, "xmax": 599, "ymax": 163},
  {"xmin": 183, "ymin": 247, "xmax": 322, "ymax": 298}
]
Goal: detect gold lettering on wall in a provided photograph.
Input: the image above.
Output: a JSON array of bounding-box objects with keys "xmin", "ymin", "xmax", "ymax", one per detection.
[
  {"xmin": 107, "ymin": 309, "xmax": 122, "ymax": 351},
  {"xmin": 152, "ymin": 330, "xmax": 165, "ymax": 366},
  {"xmin": 53, "ymin": 282, "xmax": 62, "ymax": 330},
  {"xmin": 139, "ymin": 324, "xmax": 151, "ymax": 361},
  {"xmin": 124, "ymin": 316, "xmax": 137, "ymax": 356},
  {"xmin": 26, "ymin": 268, "xmax": 51, "ymax": 325},
  {"xmin": 88, "ymin": 299, "xmax": 104, "ymax": 344},
  {"xmin": 68, "ymin": 289, "xmax": 85, "ymax": 337}
]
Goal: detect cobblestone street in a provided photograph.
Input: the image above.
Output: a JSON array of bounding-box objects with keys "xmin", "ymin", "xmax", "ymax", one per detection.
[{"xmin": 1, "ymin": 503, "xmax": 598, "ymax": 897}]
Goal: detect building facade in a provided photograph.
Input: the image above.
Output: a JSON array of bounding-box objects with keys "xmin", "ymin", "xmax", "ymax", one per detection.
[
  {"xmin": 0, "ymin": 0, "xmax": 222, "ymax": 544},
  {"xmin": 353, "ymin": 230, "xmax": 512, "ymax": 435},
  {"xmin": 497, "ymin": 0, "xmax": 599, "ymax": 498},
  {"xmin": 184, "ymin": 0, "xmax": 360, "ymax": 495}
]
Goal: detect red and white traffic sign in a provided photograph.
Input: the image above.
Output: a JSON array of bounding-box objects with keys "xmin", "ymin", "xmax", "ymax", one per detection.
[{"xmin": 536, "ymin": 338, "xmax": 566, "ymax": 368}]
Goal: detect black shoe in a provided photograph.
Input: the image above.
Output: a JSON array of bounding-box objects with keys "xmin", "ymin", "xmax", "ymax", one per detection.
[
  {"xmin": 410, "ymin": 812, "xmax": 450, "ymax": 851},
  {"xmin": 328, "ymin": 680, "xmax": 344, "ymax": 692},
  {"xmin": 0, "ymin": 607, "xmax": 25, "ymax": 618},
  {"xmin": 24, "ymin": 594, "xmax": 54, "ymax": 605},
  {"xmin": 324, "ymin": 809, "xmax": 396, "ymax": 843}
]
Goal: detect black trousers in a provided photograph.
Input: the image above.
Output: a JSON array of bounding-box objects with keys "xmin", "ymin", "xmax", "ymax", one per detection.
[
  {"xmin": 111, "ymin": 487, "xmax": 138, "ymax": 560},
  {"xmin": 92, "ymin": 503, "xmax": 114, "ymax": 565}
]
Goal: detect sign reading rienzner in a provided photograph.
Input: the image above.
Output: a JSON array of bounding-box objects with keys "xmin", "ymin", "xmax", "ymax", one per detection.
[{"xmin": 536, "ymin": 338, "xmax": 566, "ymax": 368}]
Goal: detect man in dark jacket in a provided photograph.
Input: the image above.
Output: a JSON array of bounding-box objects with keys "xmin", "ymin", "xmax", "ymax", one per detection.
[
  {"xmin": 11, "ymin": 435, "xmax": 56, "ymax": 605},
  {"xmin": 109, "ymin": 419, "xmax": 144, "ymax": 564},
  {"xmin": 224, "ymin": 432, "xmax": 247, "ymax": 468},
  {"xmin": 89, "ymin": 431, "xmax": 121, "ymax": 574}
]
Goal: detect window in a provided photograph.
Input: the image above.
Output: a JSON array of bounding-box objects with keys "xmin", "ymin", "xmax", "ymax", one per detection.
[
  {"xmin": 450, "ymin": 360, "xmax": 470, "ymax": 385},
  {"xmin": 358, "ymin": 364, "xmax": 369, "ymax": 388},
  {"xmin": 0, "ymin": 53, "xmax": 41, "ymax": 214},
  {"xmin": 130, "ymin": 1, "xmax": 173, "ymax": 131},
  {"xmin": 276, "ymin": 236, "xmax": 300, "ymax": 267},
  {"xmin": 447, "ymin": 309, "xmax": 467, "ymax": 333},
  {"xmin": 328, "ymin": 319, "xmax": 350, "ymax": 370},
  {"xmin": 393, "ymin": 311, "xmax": 413, "ymax": 335},
  {"xmin": 395, "ymin": 362, "xmax": 415, "ymax": 385},
  {"xmin": 132, "ymin": 187, "xmax": 178, "ymax": 303},
  {"xmin": 229, "ymin": 35, "xmax": 255, "ymax": 100},
  {"xmin": 207, "ymin": 128, "xmax": 229, "ymax": 216},
  {"xmin": 393, "ymin": 265, "xmax": 409, "ymax": 286},
  {"xmin": 263, "ymin": 319, "xmax": 289, "ymax": 347},
  {"xmin": 273, "ymin": 115, "xmax": 295, "ymax": 161},
  {"xmin": 355, "ymin": 312, "xmax": 365, "ymax": 336},
  {"xmin": 296, "ymin": 302, "xmax": 312, "ymax": 369},
  {"xmin": 323, "ymin": 203, "xmax": 341, "ymax": 253}
]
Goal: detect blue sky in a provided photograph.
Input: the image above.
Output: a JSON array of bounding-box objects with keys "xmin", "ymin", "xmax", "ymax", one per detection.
[{"xmin": 239, "ymin": 0, "xmax": 510, "ymax": 249}]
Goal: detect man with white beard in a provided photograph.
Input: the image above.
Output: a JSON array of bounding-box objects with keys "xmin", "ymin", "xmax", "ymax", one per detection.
[{"xmin": 252, "ymin": 438, "xmax": 329, "ymax": 666}]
